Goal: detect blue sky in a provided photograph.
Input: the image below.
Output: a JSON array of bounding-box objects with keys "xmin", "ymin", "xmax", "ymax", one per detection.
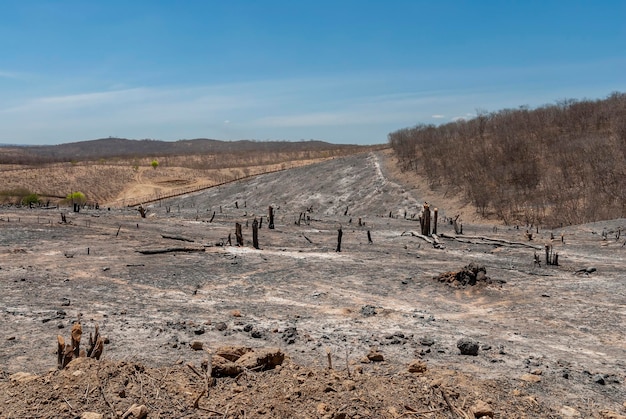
[{"xmin": 1, "ymin": 1, "xmax": 624, "ymax": 145}]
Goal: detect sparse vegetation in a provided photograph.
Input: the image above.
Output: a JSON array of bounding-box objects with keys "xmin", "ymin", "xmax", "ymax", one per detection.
[
  {"xmin": 66, "ymin": 191, "xmax": 86, "ymax": 204},
  {"xmin": 388, "ymin": 92, "xmax": 626, "ymax": 226},
  {"xmin": 151, "ymin": 159, "xmax": 159, "ymax": 169}
]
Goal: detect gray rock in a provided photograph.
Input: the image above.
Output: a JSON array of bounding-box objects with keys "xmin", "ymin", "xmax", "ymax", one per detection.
[
  {"xmin": 457, "ymin": 338, "xmax": 479, "ymax": 356},
  {"xmin": 360, "ymin": 305, "xmax": 377, "ymax": 317}
]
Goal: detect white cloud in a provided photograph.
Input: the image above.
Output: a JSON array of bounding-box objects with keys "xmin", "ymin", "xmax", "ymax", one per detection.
[{"xmin": 431, "ymin": 114, "xmax": 445, "ymax": 119}]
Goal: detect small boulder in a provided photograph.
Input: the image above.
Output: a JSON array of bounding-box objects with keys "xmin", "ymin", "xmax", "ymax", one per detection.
[
  {"xmin": 520, "ymin": 373, "xmax": 541, "ymax": 383},
  {"xmin": 457, "ymin": 338, "xmax": 479, "ymax": 356},
  {"xmin": 211, "ymin": 355, "xmax": 242, "ymax": 377},
  {"xmin": 190, "ymin": 341, "xmax": 203, "ymax": 351},
  {"xmin": 216, "ymin": 346, "xmax": 252, "ymax": 362},
  {"xmin": 470, "ymin": 400, "xmax": 494, "ymax": 418},
  {"xmin": 81, "ymin": 413, "xmax": 104, "ymax": 419},
  {"xmin": 121, "ymin": 404, "xmax": 148, "ymax": 419},
  {"xmin": 408, "ymin": 360, "xmax": 427, "ymax": 374},
  {"xmin": 236, "ymin": 348, "xmax": 284, "ymax": 371},
  {"xmin": 367, "ymin": 349, "xmax": 384, "ymax": 362}
]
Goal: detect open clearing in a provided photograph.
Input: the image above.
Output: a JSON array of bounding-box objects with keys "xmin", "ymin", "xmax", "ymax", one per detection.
[{"xmin": 0, "ymin": 152, "xmax": 624, "ymax": 418}]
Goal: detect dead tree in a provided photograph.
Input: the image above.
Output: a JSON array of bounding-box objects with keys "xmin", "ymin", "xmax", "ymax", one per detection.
[
  {"xmin": 545, "ymin": 244, "xmax": 559, "ymax": 266},
  {"xmin": 336, "ymin": 227, "xmax": 343, "ymax": 252},
  {"xmin": 367, "ymin": 230, "xmax": 373, "ymax": 244},
  {"xmin": 235, "ymin": 201, "xmax": 239, "ymax": 209},
  {"xmin": 433, "ymin": 208, "xmax": 438, "ymax": 235},
  {"xmin": 453, "ymin": 215, "xmax": 463, "ymax": 235},
  {"xmin": 252, "ymin": 218, "xmax": 259, "ymax": 249},
  {"xmin": 138, "ymin": 205, "xmax": 147, "ymax": 218},
  {"xmin": 235, "ymin": 222, "xmax": 243, "ymax": 246},
  {"xmin": 268, "ymin": 206, "xmax": 275, "ymax": 229},
  {"xmin": 60, "ymin": 213, "xmax": 67, "ymax": 224},
  {"xmin": 420, "ymin": 203, "xmax": 431, "ymax": 236}
]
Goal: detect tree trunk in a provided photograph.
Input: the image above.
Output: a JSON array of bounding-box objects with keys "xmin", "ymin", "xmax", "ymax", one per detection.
[
  {"xmin": 268, "ymin": 206, "xmax": 275, "ymax": 229},
  {"xmin": 252, "ymin": 218, "xmax": 259, "ymax": 249},
  {"xmin": 235, "ymin": 222, "xmax": 243, "ymax": 246},
  {"xmin": 336, "ymin": 227, "xmax": 343, "ymax": 252}
]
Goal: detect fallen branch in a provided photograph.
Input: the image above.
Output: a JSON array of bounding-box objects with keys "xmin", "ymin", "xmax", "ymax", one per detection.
[
  {"xmin": 161, "ymin": 234, "xmax": 195, "ymax": 242},
  {"xmin": 136, "ymin": 247, "xmax": 205, "ymax": 255},
  {"xmin": 440, "ymin": 233, "xmax": 542, "ymax": 250}
]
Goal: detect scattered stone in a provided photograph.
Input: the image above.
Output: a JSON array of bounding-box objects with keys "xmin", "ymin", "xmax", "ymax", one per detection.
[
  {"xmin": 231, "ymin": 309, "xmax": 242, "ymax": 317},
  {"xmin": 281, "ymin": 326, "xmax": 298, "ymax": 344},
  {"xmin": 214, "ymin": 322, "xmax": 227, "ymax": 331},
  {"xmin": 481, "ymin": 344, "xmax": 491, "ymax": 351},
  {"xmin": 250, "ymin": 329, "xmax": 264, "ymax": 339},
  {"xmin": 366, "ymin": 349, "xmax": 384, "ymax": 362},
  {"xmin": 7, "ymin": 336, "xmax": 15, "ymax": 341},
  {"xmin": 236, "ymin": 348, "xmax": 285, "ymax": 371},
  {"xmin": 530, "ymin": 368, "xmax": 542, "ymax": 375},
  {"xmin": 81, "ymin": 413, "xmax": 104, "ymax": 419},
  {"xmin": 190, "ymin": 341, "xmax": 203, "ymax": 351},
  {"xmin": 121, "ymin": 403, "xmax": 148, "ymax": 419},
  {"xmin": 457, "ymin": 338, "xmax": 479, "ymax": 356},
  {"xmin": 61, "ymin": 297, "xmax": 70, "ymax": 306},
  {"xmin": 243, "ymin": 324, "xmax": 253, "ymax": 332},
  {"xmin": 420, "ymin": 337, "xmax": 435, "ymax": 346},
  {"xmin": 9, "ymin": 372, "xmax": 39, "ymax": 383},
  {"xmin": 211, "ymin": 355, "xmax": 243, "ymax": 377},
  {"xmin": 470, "ymin": 400, "xmax": 494, "ymax": 418},
  {"xmin": 343, "ymin": 379, "xmax": 356, "ymax": 391},
  {"xmin": 520, "ymin": 373, "xmax": 541, "ymax": 383},
  {"xmin": 408, "ymin": 360, "xmax": 427, "ymax": 374},
  {"xmin": 360, "ymin": 305, "xmax": 377, "ymax": 317},
  {"xmin": 193, "ymin": 326, "xmax": 205, "ymax": 335},
  {"xmin": 216, "ymin": 346, "xmax": 252, "ymax": 362},
  {"xmin": 594, "ymin": 374, "xmax": 606, "ymax": 385},
  {"xmin": 559, "ymin": 406, "xmax": 581, "ymax": 418}
]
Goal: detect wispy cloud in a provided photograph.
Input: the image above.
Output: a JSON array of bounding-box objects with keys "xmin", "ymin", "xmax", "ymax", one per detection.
[{"xmin": 431, "ymin": 114, "xmax": 445, "ymax": 119}]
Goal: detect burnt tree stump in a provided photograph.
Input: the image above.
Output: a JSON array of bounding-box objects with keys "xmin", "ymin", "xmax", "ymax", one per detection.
[
  {"xmin": 235, "ymin": 223, "xmax": 243, "ymax": 246},
  {"xmin": 336, "ymin": 227, "xmax": 343, "ymax": 252},
  {"xmin": 268, "ymin": 206, "xmax": 275, "ymax": 229},
  {"xmin": 252, "ymin": 218, "xmax": 259, "ymax": 249}
]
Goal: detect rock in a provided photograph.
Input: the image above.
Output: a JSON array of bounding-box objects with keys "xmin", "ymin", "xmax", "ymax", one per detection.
[
  {"xmin": 598, "ymin": 411, "xmax": 626, "ymax": 419},
  {"xmin": 594, "ymin": 374, "xmax": 606, "ymax": 385},
  {"xmin": 243, "ymin": 324, "xmax": 253, "ymax": 332},
  {"xmin": 366, "ymin": 349, "xmax": 384, "ymax": 362},
  {"xmin": 420, "ymin": 337, "xmax": 435, "ymax": 346},
  {"xmin": 236, "ymin": 348, "xmax": 285, "ymax": 371},
  {"xmin": 250, "ymin": 329, "xmax": 264, "ymax": 339},
  {"xmin": 214, "ymin": 321, "xmax": 227, "ymax": 331},
  {"xmin": 481, "ymin": 344, "xmax": 491, "ymax": 351},
  {"xmin": 559, "ymin": 406, "xmax": 581, "ymax": 418},
  {"xmin": 343, "ymin": 379, "xmax": 356, "ymax": 391},
  {"xmin": 216, "ymin": 346, "xmax": 252, "ymax": 362},
  {"xmin": 122, "ymin": 403, "xmax": 148, "ymax": 419},
  {"xmin": 360, "ymin": 305, "xmax": 377, "ymax": 317},
  {"xmin": 408, "ymin": 360, "xmax": 427, "ymax": 374},
  {"xmin": 282, "ymin": 326, "xmax": 298, "ymax": 344},
  {"xmin": 470, "ymin": 400, "xmax": 494, "ymax": 418},
  {"xmin": 81, "ymin": 413, "xmax": 104, "ymax": 419},
  {"xmin": 520, "ymin": 373, "xmax": 541, "ymax": 383},
  {"xmin": 457, "ymin": 338, "xmax": 479, "ymax": 356},
  {"xmin": 61, "ymin": 297, "xmax": 71, "ymax": 306},
  {"xmin": 9, "ymin": 372, "xmax": 39, "ymax": 383},
  {"xmin": 211, "ymin": 355, "xmax": 243, "ymax": 377},
  {"xmin": 193, "ymin": 326, "xmax": 205, "ymax": 335},
  {"xmin": 530, "ymin": 368, "xmax": 542, "ymax": 375},
  {"xmin": 190, "ymin": 341, "xmax": 203, "ymax": 350}
]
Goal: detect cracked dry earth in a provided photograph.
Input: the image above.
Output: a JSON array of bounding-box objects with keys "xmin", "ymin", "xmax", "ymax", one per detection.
[{"xmin": 0, "ymin": 152, "xmax": 625, "ymax": 418}]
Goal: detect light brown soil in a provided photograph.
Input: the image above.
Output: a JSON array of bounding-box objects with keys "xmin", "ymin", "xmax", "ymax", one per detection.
[{"xmin": 0, "ymin": 152, "xmax": 624, "ymax": 418}]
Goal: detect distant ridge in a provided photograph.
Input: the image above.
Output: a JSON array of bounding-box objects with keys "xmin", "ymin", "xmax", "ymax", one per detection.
[{"xmin": 0, "ymin": 137, "xmax": 363, "ymax": 163}]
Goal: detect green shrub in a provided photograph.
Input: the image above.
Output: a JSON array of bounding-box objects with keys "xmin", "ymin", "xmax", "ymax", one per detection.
[
  {"xmin": 22, "ymin": 193, "xmax": 41, "ymax": 206},
  {"xmin": 66, "ymin": 191, "xmax": 86, "ymax": 204}
]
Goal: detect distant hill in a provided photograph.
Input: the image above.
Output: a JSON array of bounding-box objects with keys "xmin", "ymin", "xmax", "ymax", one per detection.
[
  {"xmin": 0, "ymin": 138, "xmax": 365, "ymax": 164},
  {"xmin": 388, "ymin": 92, "xmax": 626, "ymax": 226}
]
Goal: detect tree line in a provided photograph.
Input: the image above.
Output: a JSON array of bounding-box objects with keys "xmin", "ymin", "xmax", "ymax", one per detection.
[{"xmin": 388, "ymin": 92, "xmax": 626, "ymax": 226}]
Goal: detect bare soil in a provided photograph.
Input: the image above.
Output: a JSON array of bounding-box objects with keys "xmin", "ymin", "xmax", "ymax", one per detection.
[{"xmin": 0, "ymin": 152, "xmax": 624, "ymax": 418}]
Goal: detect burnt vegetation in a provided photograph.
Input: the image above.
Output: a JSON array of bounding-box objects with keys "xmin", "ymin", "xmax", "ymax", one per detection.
[{"xmin": 388, "ymin": 92, "xmax": 626, "ymax": 226}]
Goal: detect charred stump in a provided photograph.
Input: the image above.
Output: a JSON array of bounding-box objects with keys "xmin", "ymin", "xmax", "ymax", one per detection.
[
  {"xmin": 268, "ymin": 206, "xmax": 275, "ymax": 229},
  {"xmin": 235, "ymin": 222, "xmax": 243, "ymax": 246},
  {"xmin": 252, "ymin": 218, "xmax": 259, "ymax": 249},
  {"xmin": 336, "ymin": 227, "xmax": 343, "ymax": 252}
]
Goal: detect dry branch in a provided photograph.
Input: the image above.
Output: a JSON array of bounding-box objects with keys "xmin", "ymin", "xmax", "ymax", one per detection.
[
  {"xmin": 161, "ymin": 234, "xmax": 194, "ymax": 242},
  {"xmin": 136, "ymin": 247, "xmax": 205, "ymax": 255},
  {"xmin": 440, "ymin": 233, "xmax": 542, "ymax": 250}
]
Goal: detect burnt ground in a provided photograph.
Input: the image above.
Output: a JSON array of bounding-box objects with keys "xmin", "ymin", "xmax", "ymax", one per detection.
[{"xmin": 0, "ymin": 152, "xmax": 625, "ymax": 418}]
